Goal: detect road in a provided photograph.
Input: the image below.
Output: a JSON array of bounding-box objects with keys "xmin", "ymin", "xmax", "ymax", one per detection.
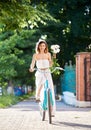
[{"xmin": 0, "ymin": 99, "xmax": 91, "ymax": 130}]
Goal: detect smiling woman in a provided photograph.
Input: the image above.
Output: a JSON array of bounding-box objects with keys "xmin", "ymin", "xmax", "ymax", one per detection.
[
  {"xmin": 29, "ymin": 39, "xmax": 53, "ymax": 97},
  {"xmin": 29, "ymin": 39, "xmax": 56, "ymax": 115}
]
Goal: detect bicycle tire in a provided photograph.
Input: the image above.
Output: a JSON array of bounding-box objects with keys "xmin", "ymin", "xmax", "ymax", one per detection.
[
  {"xmin": 39, "ymin": 103, "xmax": 46, "ymax": 121},
  {"xmin": 47, "ymin": 89, "xmax": 52, "ymax": 124},
  {"xmin": 42, "ymin": 111, "xmax": 46, "ymax": 121}
]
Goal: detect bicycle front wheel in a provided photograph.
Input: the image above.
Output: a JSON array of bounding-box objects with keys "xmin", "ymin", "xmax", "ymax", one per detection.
[
  {"xmin": 39, "ymin": 103, "xmax": 46, "ymax": 121},
  {"xmin": 47, "ymin": 89, "xmax": 52, "ymax": 124}
]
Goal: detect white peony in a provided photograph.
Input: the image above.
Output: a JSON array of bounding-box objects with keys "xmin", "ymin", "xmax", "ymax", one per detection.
[{"xmin": 51, "ymin": 44, "xmax": 60, "ymax": 54}]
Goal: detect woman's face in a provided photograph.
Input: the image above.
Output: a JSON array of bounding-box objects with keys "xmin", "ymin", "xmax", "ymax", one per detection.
[{"xmin": 38, "ymin": 43, "xmax": 46, "ymax": 52}]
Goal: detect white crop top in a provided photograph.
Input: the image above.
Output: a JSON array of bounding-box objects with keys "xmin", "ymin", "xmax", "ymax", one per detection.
[{"xmin": 36, "ymin": 59, "xmax": 50, "ymax": 69}]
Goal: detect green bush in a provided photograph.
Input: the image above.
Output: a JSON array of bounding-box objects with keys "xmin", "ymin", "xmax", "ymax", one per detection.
[
  {"xmin": 0, "ymin": 92, "xmax": 34, "ymax": 108},
  {"xmin": 0, "ymin": 95, "xmax": 19, "ymax": 108}
]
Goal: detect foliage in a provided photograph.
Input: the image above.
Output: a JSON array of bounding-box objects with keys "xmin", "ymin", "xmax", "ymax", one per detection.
[
  {"xmin": 0, "ymin": 92, "xmax": 34, "ymax": 108},
  {"xmin": 0, "ymin": 33, "xmax": 24, "ymax": 80},
  {"xmin": 0, "ymin": 29, "xmax": 39, "ymax": 86},
  {"xmin": 0, "ymin": 77, "xmax": 8, "ymax": 88},
  {"xmin": 51, "ymin": 57, "xmax": 62, "ymax": 86},
  {"xmin": 0, "ymin": 94, "xmax": 19, "ymax": 108},
  {"xmin": 33, "ymin": 0, "xmax": 91, "ymax": 65},
  {"xmin": 0, "ymin": 0, "xmax": 91, "ymax": 90},
  {"xmin": 0, "ymin": 1, "xmax": 56, "ymax": 30},
  {"xmin": 51, "ymin": 58, "xmax": 61, "ymax": 74},
  {"xmin": 50, "ymin": 44, "xmax": 62, "ymax": 85}
]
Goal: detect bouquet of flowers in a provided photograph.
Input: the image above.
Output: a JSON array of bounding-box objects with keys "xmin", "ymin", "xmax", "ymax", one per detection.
[
  {"xmin": 51, "ymin": 44, "xmax": 60, "ymax": 56},
  {"xmin": 50, "ymin": 44, "xmax": 61, "ymax": 75}
]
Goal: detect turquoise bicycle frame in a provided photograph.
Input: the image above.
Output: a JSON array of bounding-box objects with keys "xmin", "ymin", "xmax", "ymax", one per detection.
[{"xmin": 41, "ymin": 80, "xmax": 54, "ymax": 110}]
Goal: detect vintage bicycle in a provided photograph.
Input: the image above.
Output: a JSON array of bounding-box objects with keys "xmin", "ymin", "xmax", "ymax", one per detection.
[{"xmin": 34, "ymin": 67, "xmax": 64, "ymax": 124}]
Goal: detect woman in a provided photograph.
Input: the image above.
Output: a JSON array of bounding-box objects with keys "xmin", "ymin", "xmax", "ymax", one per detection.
[{"xmin": 29, "ymin": 39, "xmax": 56, "ymax": 115}]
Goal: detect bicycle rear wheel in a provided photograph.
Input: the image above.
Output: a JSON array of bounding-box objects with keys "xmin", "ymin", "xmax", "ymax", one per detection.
[{"xmin": 47, "ymin": 89, "xmax": 52, "ymax": 124}]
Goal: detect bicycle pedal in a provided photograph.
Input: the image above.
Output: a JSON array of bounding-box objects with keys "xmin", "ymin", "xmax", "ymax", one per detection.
[
  {"xmin": 51, "ymin": 115, "xmax": 55, "ymax": 117},
  {"xmin": 36, "ymin": 99, "xmax": 40, "ymax": 102}
]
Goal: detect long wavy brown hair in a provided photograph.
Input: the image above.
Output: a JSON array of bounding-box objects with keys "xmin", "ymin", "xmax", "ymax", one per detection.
[{"xmin": 36, "ymin": 41, "xmax": 48, "ymax": 53}]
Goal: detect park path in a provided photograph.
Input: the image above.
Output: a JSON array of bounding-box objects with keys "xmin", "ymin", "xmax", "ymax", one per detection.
[{"xmin": 0, "ymin": 98, "xmax": 91, "ymax": 130}]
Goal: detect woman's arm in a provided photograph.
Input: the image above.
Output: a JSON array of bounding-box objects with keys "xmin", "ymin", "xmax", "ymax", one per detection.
[
  {"xmin": 29, "ymin": 54, "xmax": 36, "ymax": 72},
  {"xmin": 48, "ymin": 52, "xmax": 53, "ymax": 67}
]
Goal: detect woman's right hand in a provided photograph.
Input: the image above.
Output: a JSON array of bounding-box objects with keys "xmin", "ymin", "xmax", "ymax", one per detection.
[{"xmin": 29, "ymin": 68, "xmax": 34, "ymax": 72}]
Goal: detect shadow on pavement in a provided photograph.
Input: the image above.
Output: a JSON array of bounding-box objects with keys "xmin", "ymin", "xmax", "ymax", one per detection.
[{"xmin": 52, "ymin": 121, "xmax": 91, "ymax": 129}]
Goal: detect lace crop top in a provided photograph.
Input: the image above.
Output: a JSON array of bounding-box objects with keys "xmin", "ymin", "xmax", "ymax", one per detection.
[{"xmin": 36, "ymin": 59, "xmax": 50, "ymax": 69}]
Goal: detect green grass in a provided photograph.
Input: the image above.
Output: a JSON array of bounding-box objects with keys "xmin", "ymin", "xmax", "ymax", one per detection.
[{"xmin": 0, "ymin": 92, "xmax": 34, "ymax": 108}]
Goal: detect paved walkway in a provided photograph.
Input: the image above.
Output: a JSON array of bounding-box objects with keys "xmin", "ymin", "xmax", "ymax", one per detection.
[{"xmin": 0, "ymin": 99, "xmax": 91, "ymax": 130}]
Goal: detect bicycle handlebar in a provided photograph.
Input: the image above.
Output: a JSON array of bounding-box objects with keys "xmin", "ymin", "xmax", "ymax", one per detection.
[{"xmin": 33, "ymin": 66, "xmax": 64, "ymax": 73}]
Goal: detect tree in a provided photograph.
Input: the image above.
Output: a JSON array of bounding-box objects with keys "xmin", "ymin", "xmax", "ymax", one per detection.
[
  {"xmin": 31, "ymin": 0, "xmax": 91, "ymax": 65},
  {"xmin": 0, "ymin": 1, "xmax": 57, "ymax": 87},
  {"xmin": 0, "ymin": 29, "xmax": 39, "ymax": 86},
  {"xmin": 0, "ymin": 0, "xmax": 56, "ymax": 30},
  {"xmin": 0, "ymin": 0, "xmax": 91, "ymax": 90}
]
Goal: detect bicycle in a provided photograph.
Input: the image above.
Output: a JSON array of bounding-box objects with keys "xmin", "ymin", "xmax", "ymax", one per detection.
[{"xmin": 34, "ymin": 67, "xmax": 64, "ymax": 124}]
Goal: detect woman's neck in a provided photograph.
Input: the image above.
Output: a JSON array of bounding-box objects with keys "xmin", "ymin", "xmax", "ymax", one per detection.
[{"xmin": 39, "ymin": 51, "xmax": 45, "ymax": 54}]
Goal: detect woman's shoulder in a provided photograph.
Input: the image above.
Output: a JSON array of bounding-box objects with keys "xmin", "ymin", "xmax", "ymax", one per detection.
[
  {"xmin": 33, "ymin": 53, "xmax": 36, "ymax": 57},
  {"xmin": 47, "ymin": 52, "xmax": 51, "ymax": 56},
  {"xmin": 33, "ymin": 53, "xmax": 38, "ymax": 59}
]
